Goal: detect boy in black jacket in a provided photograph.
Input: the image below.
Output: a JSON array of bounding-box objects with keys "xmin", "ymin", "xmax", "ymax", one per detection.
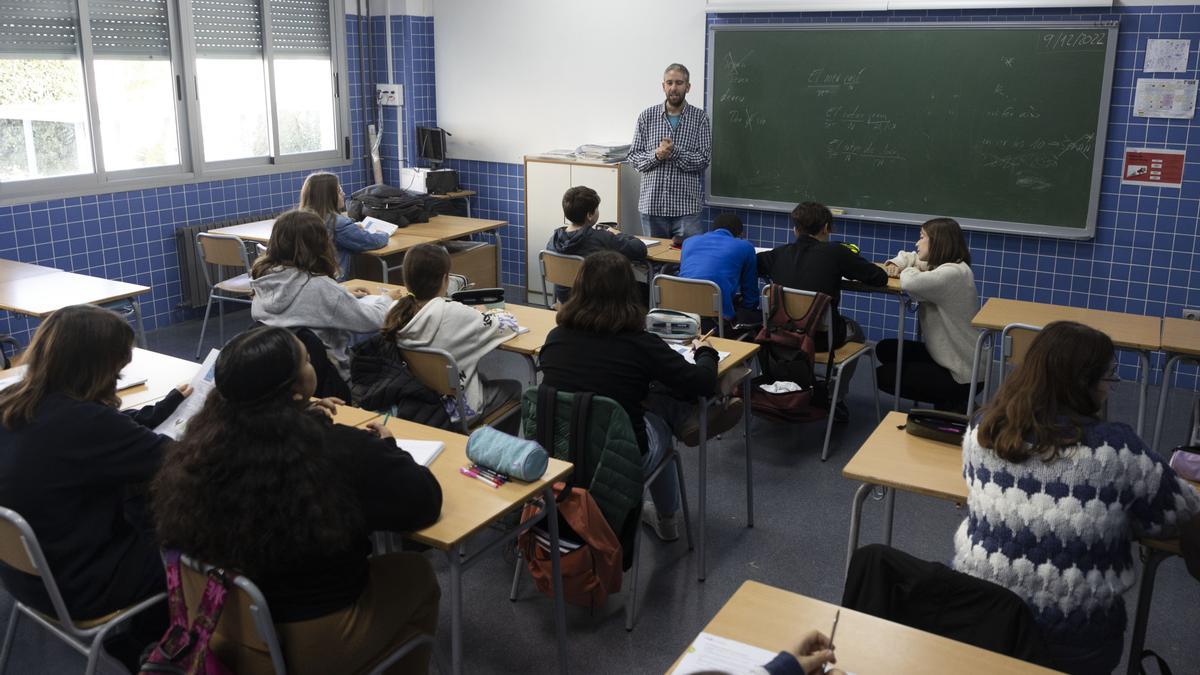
[
  {"xmin": 545, "ymin": 186, "xmax": 647, "ymax": 304},
  {"xmin": 757, "ymin": 201, "xmax": 887, "ymax": 421}
]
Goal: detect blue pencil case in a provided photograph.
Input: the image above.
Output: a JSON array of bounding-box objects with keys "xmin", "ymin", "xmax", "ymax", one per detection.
[{"xmin": 466, "ymin": 425, "xmax": 549, "ymax": 482}]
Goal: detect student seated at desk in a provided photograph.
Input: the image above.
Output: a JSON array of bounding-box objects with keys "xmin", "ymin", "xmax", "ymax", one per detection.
[
  {"xmin": 878, "ymin": 217, "xmax": 979, "ymax": 412},
  {"xmin": 955, "ymin": 321, "xmax": 1200, "ymax": 675},
  {"xmin": 153, "ymin": 326, "xmax": 441, "ymax": 675},
  {"xmin": 384, "ymin": 243, "xmax": 522, "ymax": 425},
  {"xmin": 300, "ymin": 171, "xmax": 390, "ymax": 281},
  {"xmin": 757, "ymin": 202, "xmax": 887, "ymax": 422},
  {"xmin": 545, "ymin": 185, "xmax": 647, "ymax": 305},
  {"xmin": 251, "ymin": 210, "xmax": 401, "ymax": 387},
  {"xmin": 0, "ymin": 305, "xmax": 191, "ymax": 668},
  {"xmin": 680, "ymin": 212, "xmax": 760, "ymax": 328},
  {"xmin": 538, "ymin": 251, "xmax": 742, "ymax": 541},
  {"xmin": 751, "ymin": 630, "xmax": 843, "ymax": 675}
]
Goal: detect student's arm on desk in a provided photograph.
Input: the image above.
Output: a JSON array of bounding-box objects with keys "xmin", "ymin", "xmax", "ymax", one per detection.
[
  {"xmin": 897, "ymin": 262, "xmax": 966, "ymax": 306},
  {"xmin": 1125, "ymin": 432, "xmax": 1200, "ymax": 541},
  {"xmin": 333, "ymin": 422, "xmax": 443, "ymax": 532},
  {"xmin": 333, "ymin": 214, "xmax": 390, "ymax": 252},
  {"xmin": 839, "ymin": 245, "xmax": 887, "ymax": 287},
  {"xmin": 644, "ymin": 333, "xmax": 720, "ymax": 398},
  {"xmin": 738, "ymin": 242, "xmax": 760, "ymax": 309}
]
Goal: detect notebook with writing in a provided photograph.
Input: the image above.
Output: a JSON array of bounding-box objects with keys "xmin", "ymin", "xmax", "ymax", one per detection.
[{"xmin": 396, "ymin": 438, "xmax": 445, "ymax": 467}]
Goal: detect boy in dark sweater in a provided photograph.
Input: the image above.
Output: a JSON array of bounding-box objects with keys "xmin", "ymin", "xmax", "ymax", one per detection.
[
  {"xmin": 757, "ymin": 201, "xmax": 887, "ymax": 421},
  {"xmin": 545, "ymin": 186, "xmax": 647, "ymax": 304}
]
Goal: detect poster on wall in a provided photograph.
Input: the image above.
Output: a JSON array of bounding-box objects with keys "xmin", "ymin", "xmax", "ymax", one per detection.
[
  {"xmin": 1133, "ymin": 79, "xmax": 1198, "ymax": 118},
  {"xmin": 1144, "ymin": 39, "xmax": 1190, "ymax": 72},
  {"xmin": 1121, "ymin": 147, "xmax": 1185, "ymax": 188}
]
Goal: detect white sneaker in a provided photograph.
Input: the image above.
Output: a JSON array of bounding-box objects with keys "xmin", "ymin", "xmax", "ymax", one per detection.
[{"xmin": 641, "ymin": 501, "xmax": 680, "ymax": 542}]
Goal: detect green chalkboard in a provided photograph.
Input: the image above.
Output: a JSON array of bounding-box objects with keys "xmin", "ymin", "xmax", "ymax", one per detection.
[{"xmin": 706, "ymin": 23, "xmax": 1118, "ymax": 238}]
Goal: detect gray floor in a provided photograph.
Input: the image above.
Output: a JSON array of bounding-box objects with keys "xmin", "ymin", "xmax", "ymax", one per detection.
[{"xmin": 3, "ymin": 305, "xmax": 1197, "ymax": 674}]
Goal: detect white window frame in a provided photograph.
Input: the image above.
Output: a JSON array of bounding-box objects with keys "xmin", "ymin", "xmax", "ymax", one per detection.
[{"xmin": 0, "ymin": 0, "xmax": 351, "ymax": 205}]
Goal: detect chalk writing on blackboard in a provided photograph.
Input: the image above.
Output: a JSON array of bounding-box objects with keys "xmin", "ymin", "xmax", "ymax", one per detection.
[
  {"xmin": 728, "ymin": 108, "xmax": 767, "ymax": 129},
  {"xmin": 807, "ymin": 67, "xmax": 867, "ymax": 96},
  {"xmin": 827, "ymin": 139, "xmax": 904, "ymax": 166},
  {"xmin": 1039, "ymin": 32, "xmax": 1106, "ymax": 51},
  {"xmin": 824, "ymin": 106, "xmax": 897, "ymax": 131},
  {"xmin": 985, "ymin": 105, "xmax": 1041, "ymax": 119}
]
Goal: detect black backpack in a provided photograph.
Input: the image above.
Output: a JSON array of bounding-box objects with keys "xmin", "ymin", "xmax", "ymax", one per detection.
[
  {"xmin": 346, "ymin": 185, "xmax": 430, "ymax": 227},
  {"xmin": 749, "ymin": 284, "xmax": 833, "ymax": 423}
]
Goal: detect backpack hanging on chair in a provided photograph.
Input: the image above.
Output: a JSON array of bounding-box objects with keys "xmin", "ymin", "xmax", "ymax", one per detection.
[
  {"xmin": 517, "ymin": 386, "xmax": 623, "ymax": 609},
  {"xmin": 139, "ymin": 551, "xmax": 233, "ymax": 675},
  {"xmin": 750, "ymin": 283, "xmax": 834, "ymax": 423}
]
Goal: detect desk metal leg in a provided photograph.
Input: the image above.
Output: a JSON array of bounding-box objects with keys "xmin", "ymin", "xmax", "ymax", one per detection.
[
  {"xmin": 698, "ymin": 396, "xmax": 709, "ymax": 582},
  {"xmin": 492, "ymin": 230, "xmax": 503, "ymax": 289},
  {"xmin": 1125, "ymin": 547, "xmax": 1171, "ymax": 675},
  {"xmin": 1135, "ymin": 350, "xmax": 1150, "ymax": 437},
  {"xmin": 130, "ymin": 300, "xmax": 146, "ymax": 348},
  {"xmin": 845, "ymin": 482, "xmax": 875, "ymax": 578},
  {"xmin": 882, "ymin": 487, "xmax": 895, "ymax": 546},
  {"xmin": 743, "ymin": 374, "xmax": 754, "ymax": 528},
  {"xmin": 1152, "ymin": 354, "xmax": 1185, "ymax": 452},
  {"xmin": 966, "ymin": 330, "xmax": 992, "ymax": 420},
  {"xmin": 542, "ymin": 485, "xmax": 569, "ymax": 675},
  {"xmin": 447, "ymin": 543, "xmax": 464, "ymax": 675},
  {"xmin": 379, "ymin": 257, "xmax": 390, "ymax": 284},
  {"xmin": 892, "ymin": 297, "xmax": 906, "ymax": 410}
]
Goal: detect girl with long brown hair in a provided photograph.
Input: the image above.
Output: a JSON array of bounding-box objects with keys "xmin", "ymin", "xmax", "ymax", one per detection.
[
  {"xmin": 251, "ymin": 209, "xmax": 403, "ymax": 386},
  {"xmin": 0, "ymin": 305, "xmax": 191, "ymax": 665},
  {"xmin": 383, "ymin": 243, "xmax": 522, "ymax": 425},
  {"xmin": 153, "ymin": 326, "xmax": 441, "ymax": 674},
  {"xmin": 299, "ymin": 171, "xmax": 390, "ymax": 281},
  {"xmin": 954, "ymin": 321, "xmax": 1200, "ymax": 673},
  {"xmin": 877, "ymin": 217, "xmax": 980, "ymax": 411}
]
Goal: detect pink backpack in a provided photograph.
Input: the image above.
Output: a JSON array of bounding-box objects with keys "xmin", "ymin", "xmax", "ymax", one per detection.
[{"xmin": 139, "ymin": 551, "xmax": 233, "ymax": 675}]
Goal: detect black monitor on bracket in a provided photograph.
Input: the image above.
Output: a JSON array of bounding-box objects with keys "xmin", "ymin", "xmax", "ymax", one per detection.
[{"xmin": 415, "ymin": 126, "xmax": 449, "ymax": 167}]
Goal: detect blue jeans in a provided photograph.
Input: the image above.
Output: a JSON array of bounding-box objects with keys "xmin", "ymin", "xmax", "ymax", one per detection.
[
  {"xmin": 640, "ymin": 213, "xmax": 705, "ymax": 240},
  {"xmin": 642, "ymin": 393, "xmax": 695, "ymax": 515}
]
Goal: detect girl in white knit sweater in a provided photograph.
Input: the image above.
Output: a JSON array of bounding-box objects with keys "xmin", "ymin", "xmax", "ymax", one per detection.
[{"xmin": 877, "ymin": 217, "xmax": 979, "ymax": 411}]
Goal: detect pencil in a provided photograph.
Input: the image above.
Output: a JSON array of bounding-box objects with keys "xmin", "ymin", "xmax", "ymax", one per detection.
[{"xmin": 829, "ymin": 609, "xmax": 840, "ymax": 650}]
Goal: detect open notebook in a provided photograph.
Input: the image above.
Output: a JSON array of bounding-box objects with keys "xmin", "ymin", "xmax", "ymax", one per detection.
[
  {"xmin": 396, "ymin": 438, "xmax": 444, "ymax": 467},
  {"xmin": 361, "ymin": 216, "xmax": 399, "ymax": 237}
]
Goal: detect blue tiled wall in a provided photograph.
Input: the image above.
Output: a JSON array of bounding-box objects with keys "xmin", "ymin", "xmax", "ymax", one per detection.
[
  {"xmin": 437, "ymin": 5, "xmax": 1200, "ymax": 391},
  {"xmin": 0, "ymin": 14, "xmax": 373, "ymax": 343}
]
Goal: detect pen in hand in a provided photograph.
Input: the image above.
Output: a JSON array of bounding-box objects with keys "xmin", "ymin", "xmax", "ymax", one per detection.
[
  {"xmin": 829, "ymin": 609, "xmax": 839, "ymax": 651},
  {"xmin": 692, "ymin": 328, "xmax": 715, "ymax": 351}
]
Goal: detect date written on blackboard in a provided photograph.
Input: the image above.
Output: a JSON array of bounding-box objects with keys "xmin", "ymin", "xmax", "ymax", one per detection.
[{"xmin": 1040, "ymin": 32, "xmax": 1106, "ymax": 51}]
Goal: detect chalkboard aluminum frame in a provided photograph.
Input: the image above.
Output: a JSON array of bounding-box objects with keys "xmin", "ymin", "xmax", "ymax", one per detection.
[{"xmin": 705, "ymin": 22, "xmax": 1119, "ymax": 240}]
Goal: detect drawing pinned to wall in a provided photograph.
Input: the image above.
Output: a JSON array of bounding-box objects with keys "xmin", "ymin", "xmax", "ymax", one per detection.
[
  {"xmin": 1121, "ymin": 147, "xmax": 1185, "ymax": 188},
  {"xmin": 1144, "ymin": 39, "xmax": 1190, "ymax": 73},
  {"xmin": 1133, "ymin": 79, "xmax": 1198, "ymax": 119}
]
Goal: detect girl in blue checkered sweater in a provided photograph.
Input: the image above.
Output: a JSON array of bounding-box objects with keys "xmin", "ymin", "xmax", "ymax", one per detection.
[{"xmin": 954, "ymin": 321, "xmax": 1200, "ymax": 674}]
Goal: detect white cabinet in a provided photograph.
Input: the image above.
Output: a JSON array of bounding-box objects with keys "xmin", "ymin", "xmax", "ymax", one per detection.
[{"xmin": 524, "ymin": 156, "xmax": 640, "ymax": 304}]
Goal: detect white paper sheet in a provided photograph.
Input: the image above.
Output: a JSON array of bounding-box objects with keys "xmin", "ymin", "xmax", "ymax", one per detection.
[
  {"xmin": 0, "ymin": 364, "xmax": 146, "ymax": 391},
  {"xmin": 670, "ymin": 343, "xmax": 730, "ymax": 364},
  {"xmin": 1134, "ymin": 78, "xmax": 1198, "ymax": 118},
  {"xmin": 754, "ymin": 247, "xmax": 771, "ymax": 254},
  {"xmin": 672, "ymin": 632, "xmax": 776, "ymax": 674},
  {"xmin": 1145, "ymin": 39, "xmax": 1190, "ymax": 73},
  {"xmin": 361, "ymin": 216, "xmax": 399, "ymax": 237},
  {"xmin": 153, "ymin": 349, "xmax": 219, "ymax": 440},
  {"xmin": 395, "ymin": 438, "xmax": 444, "ymax": 467},
  {"xmin": 639, "ymin": 238, "xmax": 662, "ymax": 246}
]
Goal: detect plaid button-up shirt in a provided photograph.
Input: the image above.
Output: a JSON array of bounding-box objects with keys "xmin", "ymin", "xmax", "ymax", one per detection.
[{"xmin": 627, "ymin": 101, "xmax": 711, "ymax": 217}]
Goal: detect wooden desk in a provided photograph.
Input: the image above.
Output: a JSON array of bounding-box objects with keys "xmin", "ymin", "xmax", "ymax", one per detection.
[
  {"xmin": 0, "ymin": 260, "xmax": 61, "ymax": 282},
  {"xmin": 367, "ymin": 416, "xmax": 571, "ymax": 675},
  {"xmin": 0, "ymin": 271, "xmax": 151, "ymax": 347},
  {"xmin": 497, "ymin": 304, "xmax": 557, "ymax": 357},
  {"xmin": 0, "ymin": 348, "xmax": 201, "ymax": 411},
  {"xmin": 1151, "ymin": 317, "xmax": 1200, "ymax": 451},
  {"xmin": 644, "ymin": 236, "xmax": 680, "ymax": 264},
  {"xmin": 207, "ymin": 218, "xmax": 274, "ymax": 243},
  {"xmin": 669, "ymin": 580, "xmax": 1059, "ymax": 674},
  {"xmin": 428, "ymin": 189, "xmax": 477, "ymax": 217},
  {"xmin": 841, "ymin": 411, "xmax": 965, "ymax": 573},
  {"xmin": 329, "ymin": 403, "xmax": 381, "ymax": 427},
  {"xmin": 966, "ymin": 298, "xmax": 1163, "ymax": 434},
  {"xmin": 694, "ymin": 337, "xmax": 760, "ymax": 581}
]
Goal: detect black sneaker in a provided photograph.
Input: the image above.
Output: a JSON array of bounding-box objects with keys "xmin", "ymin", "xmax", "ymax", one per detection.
[{"xmin": 833, "ymin": 401, "xmax": 850, "ymax": 424}]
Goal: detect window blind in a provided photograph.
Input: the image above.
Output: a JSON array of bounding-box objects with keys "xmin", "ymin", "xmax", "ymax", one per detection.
[
  {"xmin": 90, "ymin": 0, "xmax": 170, "ymax": 58},
  {"xmin": 269, "ymin": 0, "xmax": 330, "ymax": 57},
  {"xmin": 191, "ymin": 0, "xmax": 262, "ymax": 56},
  {"xmin": 0, "ymin": 0, "xmax": 80, "ymax": 57}
]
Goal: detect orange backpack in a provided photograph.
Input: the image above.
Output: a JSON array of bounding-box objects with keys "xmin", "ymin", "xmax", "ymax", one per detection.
[{"xmin": 517, "ymin": 388, "xmax": 622, "ymax": 609}]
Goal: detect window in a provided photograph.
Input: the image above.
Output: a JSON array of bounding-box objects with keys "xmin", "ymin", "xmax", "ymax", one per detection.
[{"xmin": 0, "ymin": 0, "xmax": 348, "ymax": 200}]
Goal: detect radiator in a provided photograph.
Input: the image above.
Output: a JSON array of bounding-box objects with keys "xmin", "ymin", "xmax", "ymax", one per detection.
[{"xmin": 175, "ymin": 216, "xmax": 267, "ymax": 309}]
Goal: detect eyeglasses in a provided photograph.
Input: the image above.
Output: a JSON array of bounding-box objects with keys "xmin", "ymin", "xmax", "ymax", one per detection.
[{"xmin": 1101, "ymin": 366, "xmax": 1120, "ymax": 384}]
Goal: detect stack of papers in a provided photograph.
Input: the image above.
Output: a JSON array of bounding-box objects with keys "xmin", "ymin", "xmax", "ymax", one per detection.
[
  {"xmin": 154, "ymin": 349, "xmax": 219, "ymax": 440},
  {"xmin": 672, "ymin": 633, "xmax": 775, "ymax": 674},
  {"xmin": 396, "ymin": 438, "xmax": 444, "ymax": 466},
  {"xmin": 574, "ymin": 143, "xmax": 630, "ymax": 163}
]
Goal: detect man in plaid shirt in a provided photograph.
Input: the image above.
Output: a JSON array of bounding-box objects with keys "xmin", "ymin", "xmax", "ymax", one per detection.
[{"xmin": 628, "ymin": 63, "xmax": 711, "ymax": 240}]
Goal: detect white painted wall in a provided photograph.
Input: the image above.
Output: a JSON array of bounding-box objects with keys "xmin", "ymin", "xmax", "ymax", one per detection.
[{"xmin": 433, "ymin": 0, "xmax": 707, "ymax": 163}]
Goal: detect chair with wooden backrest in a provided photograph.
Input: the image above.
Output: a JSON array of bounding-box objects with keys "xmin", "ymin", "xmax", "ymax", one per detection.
[
  {"xmin": 997, "ymin": 323, "xmax": 1041, "ymax": 389},
  {"xmin": 539, "ymin": 250, "xmax": 584, "ymax": 309},
  {"xmin": 761, "ymin": 285, "xmax": 883, "ymax": 461},
  {"xmin": 446, "ymin": 273, "xmax": 469, "ymax": 297},
  {"xmin": 178, "ymin": 555, "xmax": 432, "ymax": 675},
  {"xmin": 400, "ymin": 345, "xmax": 520, "ymax": 433},
  {"xmin": 651, "ymin": 274, "xmax": 724, "ymax": 338},
  {"xmin": 0, "ymin": 506, "xmax": 166, "ymax": 675},
  {"xmin": 195, "ymin": 232, "xmax": 255, "ymax": 358}
]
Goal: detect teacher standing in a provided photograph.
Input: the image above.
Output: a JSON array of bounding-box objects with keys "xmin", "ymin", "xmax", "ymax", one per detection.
[{"xmin": 628, "ymin": 63, "xmax": 712, "ymax": 241}]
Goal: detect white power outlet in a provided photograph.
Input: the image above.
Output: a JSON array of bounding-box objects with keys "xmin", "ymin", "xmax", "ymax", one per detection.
[
  {"xmin": 1184, "ymin": 308, "xmax": 1200, "ymax": 321},
  {"xmin": 375, "ymin": 83, "xmax": 402, "ymax": 107}
]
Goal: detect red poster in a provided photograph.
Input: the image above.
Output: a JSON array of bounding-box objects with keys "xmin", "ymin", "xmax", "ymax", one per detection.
[{"xmin": 1122, "ymin": 147, "xmax": 1186, "ymax": 187}]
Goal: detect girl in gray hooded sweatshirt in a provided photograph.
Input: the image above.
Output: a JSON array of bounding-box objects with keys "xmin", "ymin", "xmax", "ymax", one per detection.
[{"xmin": 251, "ymin": 209, "xmax": 402, "ymax": 383}]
